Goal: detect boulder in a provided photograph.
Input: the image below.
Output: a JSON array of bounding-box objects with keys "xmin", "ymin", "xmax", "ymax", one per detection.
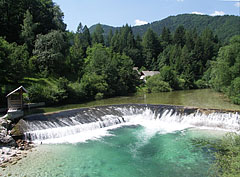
[
  {"xmin": 0, "ymin": 134, "xmax": 17, "ymax": 147},
  {"xmin": 0, "ymin": 116, "xmax": 9, "ymax": 129}
]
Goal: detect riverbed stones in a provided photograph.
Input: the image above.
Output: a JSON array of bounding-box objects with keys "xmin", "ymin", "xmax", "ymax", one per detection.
[
  {"xmin": 0, "ymin": 116, "xmax": 17, "ymax": 147},
  {"xmin": 0, "ymin": 140, "xmax": 35, "ymax": 168}
]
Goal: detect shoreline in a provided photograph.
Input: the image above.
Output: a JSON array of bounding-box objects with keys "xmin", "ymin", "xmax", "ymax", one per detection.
[{"xmin": 0, "ymin": 140, "xmax": 35, "ymax": 169}]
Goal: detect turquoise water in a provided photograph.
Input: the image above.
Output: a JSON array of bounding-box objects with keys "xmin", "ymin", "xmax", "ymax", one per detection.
[{"xmin": 2, "ymin": 126, "xmax": 222, "ymax": 177}]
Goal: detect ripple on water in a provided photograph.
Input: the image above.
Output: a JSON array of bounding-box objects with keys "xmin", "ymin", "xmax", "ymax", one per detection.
[{"xmin": 1, "ymin": 126, "xmax": 225, "ymax": 177}]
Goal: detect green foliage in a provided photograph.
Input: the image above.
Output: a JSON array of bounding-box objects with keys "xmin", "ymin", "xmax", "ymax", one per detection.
[
  {"xmin": 211, "ymin": 133, "xmax": 240, "ymax": 177},
  {"xmin": 92, "ymin": 24, "xmax": 104, "ymax": 44},
  {"xmin": 142, "ymin": 28, "xmax": 161, "ymax": 69},
  {"xmin": 0, "ymin": 0, "xmax": 66, "ymax": 43},
  {"xmin": 0, "ymin": 1, "xmax": 239, "ymax": 107},
  {"xmin": 33, "ymin": 30, "xmax": 68, "ymax": 76},
  {"xmin": 66, "ymin": 25, "xmax": 91, "ymax": 80},
  {"xmin": 0, "ymin": 37, "xmax": 29, "ymax": 83},
  {"xmin": 210, "ymin": 35, "xmax": 240, "ymax": 104},
  {"xmin": 194, "ymin": 79, "xmax": 208, "ymax": 89},
  {"xmin": 27, "ymin": 77, "xmax": 69, "ymax": 105},
  {"xmin": 20, "ymin": 10, "xmax": 38, "ymax": 53},
  {"xmin": 160, "ymin": 66, "xmax": 180, "ymax": 90},
  {"xmin": 229, "ymin": 77, "xmax": 240, "ymax": 104},
  {"xmin": 67, "ymin": 82, "xmax": 85, "ymax": 102},
  {"xmin": 83, "ymin": 44, "xmax": 139, "ymax": 98},
  {"xmin": 160, "ymin": 27, "xmax": 172, "ymax": 48},
  {"xmin": 80, "ymin": 73, "xmax": 108, "ymax": 99},
  {"xmin": 146, "ymin": 74, "xmax": 172, "ymax": 93},
  {"xmin": 90, "ymin": 14, "xmax": 240, "ymax": 42},
  {"xmin": 173, "ymin": 25, "xmax": 186, "ymax": 47}
]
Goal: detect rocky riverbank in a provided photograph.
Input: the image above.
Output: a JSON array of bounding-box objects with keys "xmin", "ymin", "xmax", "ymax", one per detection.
[
  {"xmin": 0, "ymin": 115, "xmax": 36, "ymax": 170},
  {"xmin": 0, "ymin": 140, "xmax": 35, "ymax": 169}
]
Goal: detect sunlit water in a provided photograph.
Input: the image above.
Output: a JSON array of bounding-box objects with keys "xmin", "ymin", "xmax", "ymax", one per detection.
[
  {"xmin": 27, "ymin": 89, "xmax": 240, "ymax": 115},
  {"xmin": 2, "ymin": 124, "xmax": 225, "ymax": 176},
  {"xmin": 2, "ymin": 89, "xmax": 239, "ymax": 176}
]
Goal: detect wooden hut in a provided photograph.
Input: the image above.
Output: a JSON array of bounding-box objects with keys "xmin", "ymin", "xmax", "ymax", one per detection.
[{"xmin": 6, "ymin": 86, "xmax": 28, "ymax": 111}]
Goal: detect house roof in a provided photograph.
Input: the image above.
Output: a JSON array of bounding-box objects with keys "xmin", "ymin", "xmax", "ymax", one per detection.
[
  {"xmin": 6, "ymin": 86, "xmax": 28, "ymax": 98},
  {"xmin": 141, "ymin": 71, "xmax": 160, "ymax": 77}
]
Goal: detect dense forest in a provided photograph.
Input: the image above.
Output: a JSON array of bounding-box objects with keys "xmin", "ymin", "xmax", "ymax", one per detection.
[
  {"xmin": 89, "ymin": 14, "xmax": 240, "ymax": 42},
  {"xmin": 0, "ymin": 0, "xmax": 239, "ymax": 108}
]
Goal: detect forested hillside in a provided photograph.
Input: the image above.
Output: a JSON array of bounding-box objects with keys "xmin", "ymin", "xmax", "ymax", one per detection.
[
  {"xmin": 89, "ymin": 14, "xmax": 240, "ymax": 42},
  {"xmin": 0, "ymin": 0, "xmax": 239, "ymax": 108}
]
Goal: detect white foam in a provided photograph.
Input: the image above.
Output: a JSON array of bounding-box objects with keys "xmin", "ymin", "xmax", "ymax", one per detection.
[{"xmin": 26, "ymin": 108, "xmax": 240, "ymax": 144}]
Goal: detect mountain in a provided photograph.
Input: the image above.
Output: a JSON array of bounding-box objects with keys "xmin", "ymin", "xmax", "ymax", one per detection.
[{"xmin": 89, "ymin": 14, "xmax": 240, "ymax": 42}]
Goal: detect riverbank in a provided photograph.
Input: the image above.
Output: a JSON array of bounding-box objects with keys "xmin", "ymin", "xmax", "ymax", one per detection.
[{"xmin": 0, "ymin": 140, "xmax": 35, "ymax": 169}]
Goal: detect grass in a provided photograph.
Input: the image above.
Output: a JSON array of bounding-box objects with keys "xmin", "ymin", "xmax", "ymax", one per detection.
[{"xmin": 22, "ymin": 77, "xmax": 58, "ymax": 89}]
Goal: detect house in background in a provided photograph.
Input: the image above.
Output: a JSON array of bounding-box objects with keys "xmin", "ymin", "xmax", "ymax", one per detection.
[
  {"xmin": 140, "ymin": 71, "xmax": 160, "ymax": 82},
  {"xmin": 6, "ymin": 86, "xmax": 28, "ymax": 119}
]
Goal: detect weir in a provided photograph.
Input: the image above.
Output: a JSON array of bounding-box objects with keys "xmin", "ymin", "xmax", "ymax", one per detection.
[{"xmin": 13, "ymin": 104, "xmax": 240, "ymax": 143}]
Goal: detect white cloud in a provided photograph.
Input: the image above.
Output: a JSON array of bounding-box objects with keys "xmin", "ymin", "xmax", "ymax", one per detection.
[
  {"xmin": 192, "ymin": 11, "xmax": 205, "ymax": 15},
  {"xmin": 235, "ymin": 2, "xmax": 240, "ymax": 7},
  {"xmin": 210, "ymin": 11, "xmax": 225, "ymax": 16},
  {"xmin": 135, "ymin": 19, "xmax": 148, "ymax": 26},
  {"xmin": 177, "ymin": 0, "xmax": 184, "ymax": 2}
]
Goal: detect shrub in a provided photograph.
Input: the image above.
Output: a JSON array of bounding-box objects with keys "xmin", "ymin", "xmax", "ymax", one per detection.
[
  {"xmin": 80, "ymin": 73, "xmax": 108, "ymax": 99},
  {"xmin": 146, "ymin": 74, "xmax": 172, "ymax": 93},
  {"xmin": 228, "ymin": 77, "xmax": 240, "ymax": 104},
  {"xmin": 160, "ymin": 66, "xmax": 181, "ymax": 89},
  {"xmin": 195, "ymin": 79, "xmax": 208, "ymax": 89},
  {"xmin": 67, "ymin": 82, "xmax": 85, "ymax": 102},
  {"xmin": 28, "ymin": 82, "xmax": 68, "ymax": 105},
  {"xmin": 95, "ymin": 93, "xmax": 104, "ymax": 100}
]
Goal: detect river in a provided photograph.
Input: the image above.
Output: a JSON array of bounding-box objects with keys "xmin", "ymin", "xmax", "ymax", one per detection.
[
  {"xmin": 1, "ymin": 89, "xmax": 239, "ymax": 176},
  {"xmin": 27, "ymin": 89, "xmax": 240, "ymax": 115}
]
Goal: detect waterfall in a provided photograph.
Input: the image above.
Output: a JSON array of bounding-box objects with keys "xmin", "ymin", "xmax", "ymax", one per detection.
[{"xmin": 21, "ymin": 104, "xmax": 240, "ymax": 143}]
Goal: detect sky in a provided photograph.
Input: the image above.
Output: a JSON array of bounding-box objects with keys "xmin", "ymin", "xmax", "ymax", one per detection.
[{"xmin": 54, "ymin": 0, "xmax": 240, "ymax": 32}]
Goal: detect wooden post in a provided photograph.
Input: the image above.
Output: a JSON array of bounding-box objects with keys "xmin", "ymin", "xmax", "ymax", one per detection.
[{"xmin": 20, "ymin": 89, "xmax": 23, "ymax": 109}]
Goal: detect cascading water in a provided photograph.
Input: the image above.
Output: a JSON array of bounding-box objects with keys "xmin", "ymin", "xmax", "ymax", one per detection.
[{"xmin": 20, "ymin": 104, "xmax": 240, "ymax": 144}]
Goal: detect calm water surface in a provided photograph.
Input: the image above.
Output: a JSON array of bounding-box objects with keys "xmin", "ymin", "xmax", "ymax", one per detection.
[{"xmin": 28, "ymin": 89, "xmax": 240, "ymax": 114}]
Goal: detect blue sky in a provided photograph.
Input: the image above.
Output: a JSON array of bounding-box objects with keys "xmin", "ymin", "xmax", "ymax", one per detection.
[{"xmin": 54, "ymin": 0, "xmax": 240, "ymax": 32}]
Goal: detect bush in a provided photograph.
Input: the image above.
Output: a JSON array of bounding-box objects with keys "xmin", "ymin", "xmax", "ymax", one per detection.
[
  {"xmin": 177, "ymin": 78, "xmax": 186, "ymax": 90},
  {"xmin": 67, "ymin": 82, "xmax": 85, "ymax": 102},
  {"xmin": 195, "ymin": 79, "xmax": 208, "ymax": 89},
  {"xmin": 160, "ymin": 66, "xmax": 179, "ymax": 90},
  {"xmin": 95, "ymin": 93, "xmax": 104, "ymax": 100},
  {"xmin": 28, "ymin": 81, "xmax": 68, "ymax": 105},
  {"xmin": 146, "ymin": 74, "xmax": 172, "ymax": 93},
  {"xmin": 80, "ymin": 73, "xmax": 108, "ymax": 99},
  {"xmin": 229, "ymin": 77, "xmax": 240, "ymax": 104}
]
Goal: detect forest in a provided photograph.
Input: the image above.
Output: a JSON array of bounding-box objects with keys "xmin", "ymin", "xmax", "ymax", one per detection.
[
  {"xmin": 0, "ymin": 0, "xmax": 239, "ymax": 107},
  {"xmin": 90, "ymin": 14, "xmax": 240, "ymax": 42}
]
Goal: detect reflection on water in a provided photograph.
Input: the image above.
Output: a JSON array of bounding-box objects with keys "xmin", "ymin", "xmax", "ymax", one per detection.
[{"xmin": 28, "ymin": 89, "xmax": 240, "ymax": 115}]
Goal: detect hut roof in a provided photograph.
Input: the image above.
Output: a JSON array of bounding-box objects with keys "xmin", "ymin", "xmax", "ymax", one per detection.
[
  {"xmin": 6, "ymin": 86, "xmax": 28, "ymax": 98},
  {"xmin": 141, "ymin": 71, "xmax": 160, "ymax": 77}
]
